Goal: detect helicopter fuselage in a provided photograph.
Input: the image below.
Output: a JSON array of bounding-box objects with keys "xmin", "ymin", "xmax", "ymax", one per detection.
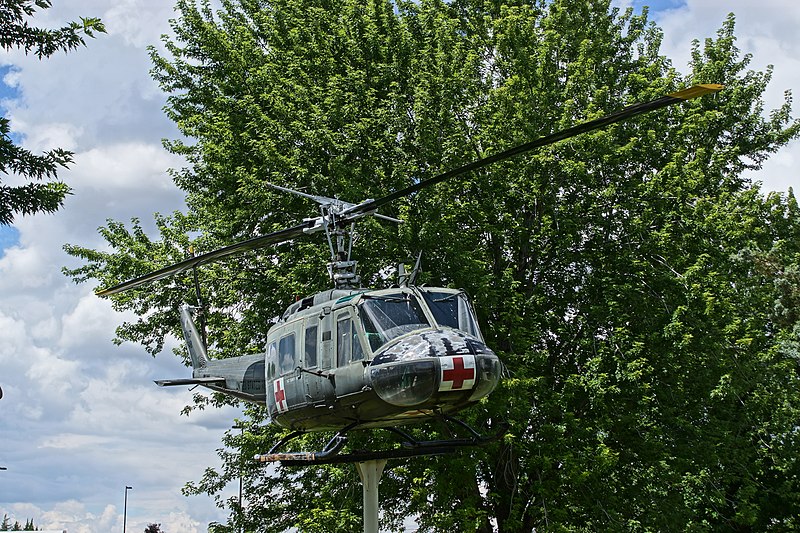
[
  {"xmin": 96, "ymin": 83, "xmax": 724, "ymax": 454},
  {"xmin": 166, "ymin": 286, "xmax": 501, "ymax": 432}
]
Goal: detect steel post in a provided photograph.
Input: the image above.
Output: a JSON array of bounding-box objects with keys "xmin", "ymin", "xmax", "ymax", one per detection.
[{"xmin": 355, "ymin": 459, "xmax": 387, "ymax": 533}]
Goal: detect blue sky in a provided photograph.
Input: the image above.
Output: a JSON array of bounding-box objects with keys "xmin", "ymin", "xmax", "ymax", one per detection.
[
  {"xmin": 1, "ymin": 65, "xmax": 20, "ymax": 252},
  {"xmin": 0, "ymin": 226, "xmax": 19, "ymax": 253},
  {"xmin": 0, "ymin": 1, "xmax": 798, "ymax": 531},
  {"xmin": 0, "ymin": 65, "xmax": 19, "ymax": 107}
]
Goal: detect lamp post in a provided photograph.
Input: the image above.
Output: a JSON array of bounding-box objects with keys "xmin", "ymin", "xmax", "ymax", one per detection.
[
  {"xmin": 123, "ymin": 486, "xmax": 132, "ymax": 533},
  {"xmin": 232, "ymin": 424, "xmax": 244, "ymax": 533}
]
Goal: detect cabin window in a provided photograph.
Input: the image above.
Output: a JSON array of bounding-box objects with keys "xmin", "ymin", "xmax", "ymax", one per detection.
[
  {"xmin": 337, "ymin": 316, "xmax": 364, "ymax": 367},
  {"xmin": 279, "ymin": 333, "xmax": 295, "ymax": 375},
  {"xmin": 267, "ymin": 342, "xmax": 277, "ymax": 380},
  {"xmin": 421, "ymin": 290, "xmax": 482, "ymax": 339},
  {"xmin": 304, "ymin": 325, "xmax": 318, "ymax": 368},
  {"xmin": 358, "ymin": 293, "xmax": 430, "ymax": 351}
]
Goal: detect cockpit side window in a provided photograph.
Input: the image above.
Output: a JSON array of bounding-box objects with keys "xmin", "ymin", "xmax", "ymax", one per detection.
[
  {"xmin": 360, "ymin": 309, "xmax": 383, "ymax": 352},
  {"xmin": 421, "ymin": 291, "xmax": 482, "ymax": 339}
]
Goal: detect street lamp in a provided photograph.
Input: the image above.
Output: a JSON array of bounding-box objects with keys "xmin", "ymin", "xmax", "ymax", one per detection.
[{"xmin": 123, "ymin": 486, "xmax": 133, "ymax": 533}]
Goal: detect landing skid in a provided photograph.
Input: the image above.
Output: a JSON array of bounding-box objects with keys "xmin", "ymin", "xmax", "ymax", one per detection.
[{"xmin": 254, "ymin": 416, "xmax": 507, "ymax": 466}]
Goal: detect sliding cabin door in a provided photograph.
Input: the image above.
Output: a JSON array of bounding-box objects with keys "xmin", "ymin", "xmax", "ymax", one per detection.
[{"xmin": 302, "ymin": 317, "xmax": 334, "ymax": 405}]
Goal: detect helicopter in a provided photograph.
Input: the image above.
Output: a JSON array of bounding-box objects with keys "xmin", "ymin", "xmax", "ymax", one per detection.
[{"xmin": 97, "ymin": 84, "xmax": 722, "ymax": 462}]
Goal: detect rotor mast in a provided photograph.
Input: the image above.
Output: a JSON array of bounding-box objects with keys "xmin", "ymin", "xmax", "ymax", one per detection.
[
  {"xmin": 268, "ymin": 182, "xmax": 402, "ymax": 289},
  {"xmin": 317, "ymin": 201, "xmax": 361, "ymax": 289}
]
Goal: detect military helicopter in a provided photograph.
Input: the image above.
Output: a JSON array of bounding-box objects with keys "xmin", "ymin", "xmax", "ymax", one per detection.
[{"xmin": 97, "ymin": 84, "xmax": 722, "ymax": 462}]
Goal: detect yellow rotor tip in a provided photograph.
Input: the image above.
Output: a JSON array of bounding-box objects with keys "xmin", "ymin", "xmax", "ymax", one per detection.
[{"xmin": 669, "ymin": 84, "xmax": 724, "ymax": 100}]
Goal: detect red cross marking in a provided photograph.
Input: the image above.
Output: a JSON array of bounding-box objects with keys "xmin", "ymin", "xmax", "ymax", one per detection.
[
  {"xmin": 274, "ymin": 378, "xmax": 287, "ymax": 412},
  {"xmin": 442, "ymin": 356, "xmax": 475, "ymax": 389}
]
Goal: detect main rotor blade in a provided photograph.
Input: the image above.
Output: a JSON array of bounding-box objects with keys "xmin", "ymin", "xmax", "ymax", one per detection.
[
  {"xmin": 97, "ymin": 85, "xmax": 721, "ymax": 296},
  {"xmin": 343, "ymin": 84, "xmax": 723, "ymax": 218},
  {"xmin": 96, "ymin": 221, "xmax": 315, "ymax": 296}
]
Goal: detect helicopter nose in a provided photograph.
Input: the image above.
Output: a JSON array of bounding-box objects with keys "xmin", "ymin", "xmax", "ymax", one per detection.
[{"xmin": 368, "ymin": 329, "xmax": 501, "ymax": 407}]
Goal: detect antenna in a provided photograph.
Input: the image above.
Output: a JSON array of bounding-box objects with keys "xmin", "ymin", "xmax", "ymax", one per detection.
[
  {"xmin": 398, "ymin": 252, "xmax": 423, "ymax": 287},
  {"xmin": 409, "ymin": 251, "xmax": 422, "ymax": 286}
]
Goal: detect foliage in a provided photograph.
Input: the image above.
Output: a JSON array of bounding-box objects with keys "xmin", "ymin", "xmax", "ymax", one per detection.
[
  {"xmin": 0, "ymin": 515, "xmax": 36, "ymax": 530},
  {"xmin": 64, "ymin": 0, "xmax": 800, "ymax": 531},
  {"xmin": 144, "ymin": 523, "xmax": 164, "ymax": 533},
  {"xmin": 0, "ymin": 0, "xmax": 105, "ymax": 225}
]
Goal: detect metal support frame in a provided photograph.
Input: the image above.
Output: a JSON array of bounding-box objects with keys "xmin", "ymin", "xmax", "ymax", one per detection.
[
  {"xmin": 255, "ymin": 416, "xmax": 507, "ymax": 465},
  {"xmin": 253, "ymin": 418, "xmax": 507, "ymax": 532},
  {"xmin": 254, "ymin": 414, "xmax": 508, "ymax": 466}
]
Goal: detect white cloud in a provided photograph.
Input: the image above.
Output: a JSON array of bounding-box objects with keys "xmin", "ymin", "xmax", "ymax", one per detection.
[
  {"xmin": 0, "ymin": 244, "xmax": 57, "ymax": 289},
  {"xmin": 648, "ymin": 0, "xmax": 800, "ymax": 192},
  {"xmin": 8, "ymin": 501, "xmax": 123, "ymax": 533},
  {"xmin": 58, "ymin": 294, "xmax": 121, "ymax": 350},
  {"xmin": 104, "ymin": 0, "xmax": 178, "ymax": 48},
  {"xmin": 0, "ymin": 3, "xmax": 236, "ymax": 529},
  {"xmin": 7, "ymin": 119, "xmax": 82, "ymax": 154}
]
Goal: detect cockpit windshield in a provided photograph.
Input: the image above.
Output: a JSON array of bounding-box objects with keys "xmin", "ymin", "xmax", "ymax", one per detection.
[
  {"xmin": 359, "ymin": 293, "xmax": 430, "ymax": 352},
  {"xmin": 420, "ymin": 290, "xmax": 482, "ymax": 339}
]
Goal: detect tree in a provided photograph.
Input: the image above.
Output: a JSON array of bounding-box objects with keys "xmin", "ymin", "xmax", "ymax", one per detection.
[
  {"xmin": 144, "ymin": 523, "xmax": 163, "ymax": 533},
  {"xmin": 0, "ymin": 514, "xmax": 9, "ymax": 530},
  {"xmin": 65, "ymin": 0, "xmax": 800, "ymax": 531},
  {"xmin": 0, "ymin": 0, "xmax": 105, "ymax": 225}
]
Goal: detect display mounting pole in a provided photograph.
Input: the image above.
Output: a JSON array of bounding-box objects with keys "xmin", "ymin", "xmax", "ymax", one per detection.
[
  {"xmin": 355, "ymin": 459, "xmax": 387, "ymax": 533},
  {"xmin": 123, "ymin": 485, "xmax": 132, "ymax": 533}
]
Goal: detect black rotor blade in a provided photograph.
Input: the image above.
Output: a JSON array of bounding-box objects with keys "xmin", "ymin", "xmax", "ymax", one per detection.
[
  {"xmin": 97, "ymin": 85, "xmax": 721, "ymax": 296},
  {"xmin": 342, "ymin": 84, "xmax": 723, "ymax": 218},
  {"xmin": 96, "ymin": 221, "xmax": 315, "ymax": 296}
]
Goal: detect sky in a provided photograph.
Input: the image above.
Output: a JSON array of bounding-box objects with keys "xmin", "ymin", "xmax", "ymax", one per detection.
[{"xmin": 0, "ymin": 1, "xmax": 798, "ymax": 532}]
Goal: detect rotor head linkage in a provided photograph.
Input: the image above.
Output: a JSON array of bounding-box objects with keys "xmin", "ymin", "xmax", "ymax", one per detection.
[{"xmin": 268, "ymin": 182, "xmax": 405, "ymax": 289}]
